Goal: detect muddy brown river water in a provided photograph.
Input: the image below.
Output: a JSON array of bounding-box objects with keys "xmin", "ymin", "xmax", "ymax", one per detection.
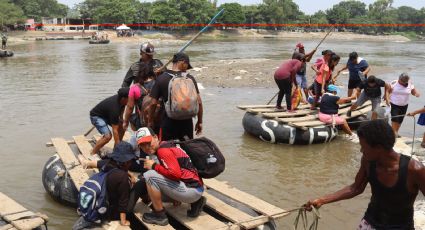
[{"xmin": 0, "ymin": 38, "xmax": 424, "ymax": 229}]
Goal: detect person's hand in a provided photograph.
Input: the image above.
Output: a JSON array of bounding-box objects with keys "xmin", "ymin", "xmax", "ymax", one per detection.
[
  {"xmin": 321, "ymin": 89, "xmax": 325, "ymax": 95},
  {"xmin": 416, "ymin": 93, "xmax": 420, "ymax": 98},
  {"xmin": 143, "ymin": 159, "xmax": 155, "ymax": 170},
  {"xmin": 195, "ymin": 121, "xmax": 203, "ymax": 135},
  {"xmin": 122, "ymin": 120, "xmax": 129, "ymax": 131},
  {"xmin": 385, "ymin": 98, "xmax": 390, "ymax": 106},
  {"xmin": 304, "ymin": 199, "xmax": 324, "ymax": 211},
  {"xmin": 407, "ymin": 112, "xmax": 416, "ymax": 117},
  {"xmin": 120, "ymin": 220, "xmax": 130, "ymax": 226},
  {"xmin": 128, "ymin": 173, "xmax": 138, "ymax": 185}
]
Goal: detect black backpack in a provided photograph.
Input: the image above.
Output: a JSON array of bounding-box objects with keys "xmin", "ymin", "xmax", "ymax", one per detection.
[{"xmin": 174, "ymin": 137, "xmax": 225, "ymax": 178}]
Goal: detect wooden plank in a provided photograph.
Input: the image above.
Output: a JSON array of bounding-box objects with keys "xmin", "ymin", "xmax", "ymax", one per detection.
[
  {"xmin": 0, "ymin": 192, "xmax": 45, "ymax": 230},
  {"xmin": 262, "ymin": 109, "xmax": 314, "ymax": 118},
  {"xmin": 0, "ymin": 224, "xmax": 16, "ymax": 230},
  {"xmin": 46, "ymin": 138, "xmax": 93, "ymax": 147},
  {"xmin": 51, "ymin": 138, "xmax": 89, "ymax": 189},
  {"xmin": 73, "ymin": 135, "xmax": 93, "ymax": 159},
  {"xmin": 102, "ymin": 221, "xmax": 133, "ymax": 230},
  {"xmin": 204, "ymin": 193, "xmax": 269, "ymax": 229},
  {"xmin": 93, "ymin": 131, "xmax": 132, "ymax": 153},
  {"xmin": 203, "ymin": 179, "xmax": 287, "ymax": 219},
  {"xmin": 278, "ymin": 115, "xmax": 318, "ymax": 123},
  {"xmin": 133, "ymin": 202, "xmax": 174, "ymax": 230},
  {"xmin": 237, "ymin": 105, "xmax": 276, "ymax": 110},
  {"xmin": 165, "ymin": 203, "xmax": 234, "ymax": 230}
]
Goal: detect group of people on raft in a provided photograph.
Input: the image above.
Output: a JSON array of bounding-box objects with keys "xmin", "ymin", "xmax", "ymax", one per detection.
[
  {"xmin": 74, "ymin": 43, "xmax": 204, "ymax": 228},
  {"xmin": 274, "ymin": 42, "xmax": 425, "ymax": 143},
  {"xmin": 73, "ymin": 40, "xmax": 425, "ymax": 230}
]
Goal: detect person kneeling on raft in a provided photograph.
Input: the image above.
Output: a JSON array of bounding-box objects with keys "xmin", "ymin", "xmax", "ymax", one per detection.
[
  {"xmin": 136, "ymin": 127, "xmax": 206, "ymax": 226},
  {"xmin": 319, "ymin": 85, "xmax": 358, "ymax": 142}
]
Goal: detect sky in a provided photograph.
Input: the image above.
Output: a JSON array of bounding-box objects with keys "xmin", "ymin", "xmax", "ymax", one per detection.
[{"xmin": 57, "ymin": 0, "xmax": 425, "ymax": 15}]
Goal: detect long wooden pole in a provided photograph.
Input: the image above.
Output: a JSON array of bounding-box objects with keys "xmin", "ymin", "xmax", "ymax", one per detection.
[
  {"xmin": 160, "ymin": 8, "xmax": 225, "ymax": 70},
  {"xmin": 314, "ymin": 27, "xmax": 333, "ymax": 50}
]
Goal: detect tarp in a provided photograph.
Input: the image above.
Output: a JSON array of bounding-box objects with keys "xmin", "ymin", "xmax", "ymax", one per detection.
[{"xmin": 116, "ymin": 24, "xmax": 130, "ymax": 30}]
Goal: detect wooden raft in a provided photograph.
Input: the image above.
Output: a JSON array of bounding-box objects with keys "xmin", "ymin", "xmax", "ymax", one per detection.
[
  {"xmin": 238, "ymin": 101, "xmax": 373, "ymax": 129},
  {"xmin": 0, "ymin": 192, "xmax": 47, "ymax": 230},
  {"xmin": 47, "ymin": 132, "xmax": 289, "ymax": 229}
]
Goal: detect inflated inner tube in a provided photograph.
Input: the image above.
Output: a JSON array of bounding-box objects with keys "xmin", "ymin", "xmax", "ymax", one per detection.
[
  {"xmin": 42, "ymin": 154, "xmax": 78, "ymax": 207},
  {"xmin": 0, "ymin": 50, "xmax": 14, "ymax": 57},
  {"xmin": 243, "ymin": 112, "xmax": 338, "ymax": 145}
]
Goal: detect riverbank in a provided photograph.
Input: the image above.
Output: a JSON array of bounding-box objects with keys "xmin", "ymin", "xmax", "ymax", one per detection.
[
  {"xmin": 190, "ymin": 58, "xmax": 399, "ymax": 88},
  {"xmin": 5, "ymin": 28, "xmax": 411, "ymax": 45}
]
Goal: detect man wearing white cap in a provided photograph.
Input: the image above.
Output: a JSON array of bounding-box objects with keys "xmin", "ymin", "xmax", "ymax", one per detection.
[
  {"xmin": 122, "ymin": 42, "xmax": 164, "ymax": 87},
  {"xmin": 135, "ymin": 127, "xmax": 206, "ymax": 226}
]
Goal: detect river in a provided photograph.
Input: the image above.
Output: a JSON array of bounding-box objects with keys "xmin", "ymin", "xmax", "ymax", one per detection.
[{"xmin": 0, "ymin": 38, "xmax": 424, "ymax": 229}]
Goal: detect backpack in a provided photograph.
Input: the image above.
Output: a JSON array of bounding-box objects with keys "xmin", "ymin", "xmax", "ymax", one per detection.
[
  {"xmin": 165, "ymin": 72, "xmax": 199, "ymax": 120},
  {"xmin": 174, "ymin": 137, "xmax": 225, "ymax": 178},
  {"xmin": 78, "ymin": 168, "xmax": 116, "ymax": 223}
]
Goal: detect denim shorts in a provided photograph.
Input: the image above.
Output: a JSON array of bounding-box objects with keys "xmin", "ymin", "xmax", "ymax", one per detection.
[
  {"xmin": 90, "ymin": 116, "xmax": 111, "ymax": 135},
  {"xmin": 296, "ymin": 74, "xmax": 307, "ymax": 89}
]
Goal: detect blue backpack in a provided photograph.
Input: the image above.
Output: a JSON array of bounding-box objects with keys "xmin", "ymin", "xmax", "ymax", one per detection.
[{"xmin": 78, "ymin": 168, "xmax": 116, "ymax": 223}]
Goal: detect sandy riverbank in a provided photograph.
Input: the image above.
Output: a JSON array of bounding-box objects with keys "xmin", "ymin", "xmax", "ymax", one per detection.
[
  {"xmin": 5, "ymin": 28, "xmax": 411, "ymax": 45},
  {"xmin": 189, "ymin": 58, "xmax": 399, "ymax": 88}
]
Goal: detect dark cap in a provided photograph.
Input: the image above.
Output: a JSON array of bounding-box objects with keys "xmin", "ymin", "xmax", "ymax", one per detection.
[
  {"xmin": 140, "ymin": 42, "xmax": 155, "ymax": 55},
  {"xmin": 111, "ymin": 141, "xmax": 136, "ymax": 163},
  {"xmin": 172, "ymin": 52, "xmax": 193, "ymax": 69},
  {"xmin": 117, "ymin": 87, "xmax": 130, "ymax": 99}
]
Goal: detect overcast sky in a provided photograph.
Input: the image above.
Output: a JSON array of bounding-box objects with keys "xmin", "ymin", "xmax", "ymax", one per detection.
[{"xmin": 57, "ymin": 0, "xmax": 425, "ymax": 15}]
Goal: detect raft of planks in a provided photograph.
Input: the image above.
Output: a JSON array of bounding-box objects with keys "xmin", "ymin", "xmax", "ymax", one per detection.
[
  {"xmin": 46, "ymin": 132, "xmax": 289, "ymax": 229},
  {"xmin": 0, "ymin": 192, "xmax": 47, "ymax": 230},
  {"xmin": 237, "ymin": 101, "xmax": 373, "ymax": 129}
]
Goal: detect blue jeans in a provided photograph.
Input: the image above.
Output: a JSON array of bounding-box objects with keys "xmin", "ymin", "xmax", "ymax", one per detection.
[{"xmin": 90, "ymin": 116, "xmax": 111, "ymax": 135}]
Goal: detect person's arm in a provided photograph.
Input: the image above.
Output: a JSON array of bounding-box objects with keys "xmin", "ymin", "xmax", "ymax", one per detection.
[
  {"xmin": 117, "ymin": 173, "xmax": 131, "ymax": 226},
  {"xmin": 320, "ymin": 69, "xmax": 329, "ymax": 94},
  {"xmin": 111, "ymin": 124, "xmax": 121, "ymax": 147},
  {"xmin": 337, "ymin": 96, "xmax": 353, "ymax": 104},
  {"xmin": 362, "ymin": 66, "xmax": 371, "ymax": 76},
  {"xmin": 121, "ymin": 68, "xmax": 134, "ymax": 87},
  {"xmin": 311, "ymin": 64, "xmax": 320, "ymax": 74},
  {"xmin": 195, "ymin": 95, "xmax": 203, "ymax": 135},
  {"xmin": 413, "ymin": 161, "xmax": 425, "ymax": 196},
  {"xmin": 120, "ymin": 213, "xmax": 130, "ymax": 226},
  {"xmin": 411, "ymin": 88, "xmax": 420, "ymax": 97},
  {"xmin": 336, "ymin": 65, "xmax": 348, "ymax": 76},
  {"xmin": 304, "ymin": 49, "xmax": 317, "ymax": 62},
  {"xmin": 144, "ymin": 148, "xmax": 182, "ymax": 181},
  {"xmin": 147, "ymin": 97, "xmax": 158, "ymax": 128},
  {"xmin": 407, "ymin": 107, "xmax": 425, "ymax": 116},
  {"xmin": 384, "ymin": 82, "xmax": 390, "ymax": 106},
  {"xmin": 123, "ymin": 97, "xmax": 135, "ymax": 131},
  {"xmin": 305, "ymin": 157, "xmax": 369, "ymax": 209}
]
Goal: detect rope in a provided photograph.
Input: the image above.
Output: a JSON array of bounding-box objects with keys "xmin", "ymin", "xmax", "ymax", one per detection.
[{"xmin": 293, "ymin": 206, "xmax": 320, "ymax": 230}]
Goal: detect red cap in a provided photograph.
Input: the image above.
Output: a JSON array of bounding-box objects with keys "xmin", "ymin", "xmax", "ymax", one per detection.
[{"xmin": 296, "ymin": 43, "xmax": 304, "ymax": 48}]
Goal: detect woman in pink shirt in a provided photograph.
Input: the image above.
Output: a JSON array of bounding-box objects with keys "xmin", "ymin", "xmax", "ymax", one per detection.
[
  {"xmin": 312, "ymin": 54, "xmax": 340, "ymax": 109},
  {"xmin": 389, "ymin": 73, "xmax": 420, "ymax": 137}
]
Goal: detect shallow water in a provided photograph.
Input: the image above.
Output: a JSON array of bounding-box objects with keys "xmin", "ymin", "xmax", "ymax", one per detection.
[{"xmin": 0, "ymin": 39, "xmax": 424, "ymax": 229}]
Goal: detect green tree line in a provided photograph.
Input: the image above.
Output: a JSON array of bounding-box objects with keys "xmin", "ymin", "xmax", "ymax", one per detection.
[{"xmin": 1, "ymin": 0, "xmax": 425, "ymax": 36}]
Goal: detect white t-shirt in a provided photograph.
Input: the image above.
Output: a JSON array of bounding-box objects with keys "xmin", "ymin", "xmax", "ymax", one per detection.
[{"xmin": 390, "ymin": 81, "xmax": 414, "ymax": 106}]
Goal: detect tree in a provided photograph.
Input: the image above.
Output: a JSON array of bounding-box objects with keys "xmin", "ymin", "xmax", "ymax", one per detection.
[
  {"xmin": 242, "ymin": 5, "xmax": 265, "ymax": 24},
  {"xmin": 0, "ymin": 0, "xmax": 25, "ymax": 26},
  {"xmin": 149, "ymin": 1, "xmax": 186, "ymax": 25},
  {"xmin": 368, "ymin": 0, "xmax": 396, "ymax": 33},
  {"xmin": 326, "ymin": 1, "xmax": 366, "ymax": 24},
  {"xmin": 218, "ymin": 3, "xmax": 245, "ymax": 24},
  {"xmin": 12, "ymin": 0, "xmax": 68, "ymax": 20},
  {"xmin": 259, "ymin": 0, "xmax": 303, "ymax": 29},
  {"xmin": 169, "ymin": 0, "xmax": 215, "ymax": 24}
]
